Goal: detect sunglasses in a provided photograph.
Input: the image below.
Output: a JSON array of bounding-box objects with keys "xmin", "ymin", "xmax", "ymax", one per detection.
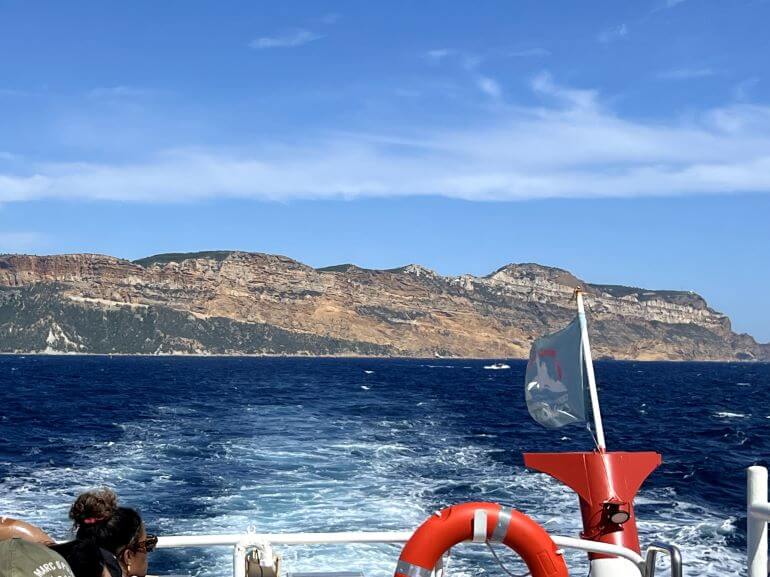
[{"xmin": 132, "ymin": 534, "xmax": 158, "ymax": 553}]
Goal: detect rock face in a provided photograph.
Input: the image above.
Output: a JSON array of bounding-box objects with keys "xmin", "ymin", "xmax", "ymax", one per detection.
[{"xmin": 0, "ymin": 252, "xmax": 765, "ymax": 360}]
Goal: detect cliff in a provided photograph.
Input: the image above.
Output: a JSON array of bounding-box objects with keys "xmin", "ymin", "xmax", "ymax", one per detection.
[{"xmin": 0, "ymin": 252, "xmax": 765, "ymax": 360}]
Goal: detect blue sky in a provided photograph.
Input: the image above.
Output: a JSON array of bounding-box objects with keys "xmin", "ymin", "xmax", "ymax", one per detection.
[{"xmin": 1, "ymin": 1, "xmax": 769, "ymax": 341}]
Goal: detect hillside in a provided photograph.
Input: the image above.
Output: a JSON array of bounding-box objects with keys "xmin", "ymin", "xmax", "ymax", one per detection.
[{"xmin": 0, "ymin": 252, "xmax": 765, "ymax": 360}]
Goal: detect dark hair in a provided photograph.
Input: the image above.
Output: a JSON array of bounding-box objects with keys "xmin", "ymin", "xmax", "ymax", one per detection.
[
  {"xmin": 49, "ymin": 541, "xmax": 118, "ymax": 577},
  {"xmin": 69, "ymin": 489, "xmax": 144, "ymax": 557}
]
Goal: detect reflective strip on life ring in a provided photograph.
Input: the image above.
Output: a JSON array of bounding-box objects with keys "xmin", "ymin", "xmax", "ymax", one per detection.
[
  {"xmin": 490, "ymin": 507, "xmax": 513, "ymax": 543},
  {"xmin": 395, "ymin": 560, "xmax": 432, "ymax": 577},
  {"xmin": 394, "ymin": 502, "xmax": 568, "ymax": 577}
]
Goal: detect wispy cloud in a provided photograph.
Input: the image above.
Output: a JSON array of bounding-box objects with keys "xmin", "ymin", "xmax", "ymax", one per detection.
[
  {"xmin": 5, "ymin": 74, "xmax": 770, "ymax": 204},
  {"xmin": 87, "ymin": 86, "xmax": 156, "ymax": 99},
  {"xmin": 249, "ymin": 29, "xmax": 323, "ymax": 49},
  {"xmin": 319, "ymin": 13, "xmax": 341, "ymax": 25},
  {"xmin": 424, "ymin": 48, "xmax": 482, "ymax": 70},
  {"xmin": 734, "ymin": 77, "xmax": 760, "ymax": 101},
  {"xmin": 649, "ymin": 0, "xmax": 688, "ymax": 15},
  {"xmin": 460, "ymin": 54, "xmax": 483, "ymax": 71},
  {"xmin": 506, "ymin": 48, "xmax": 551, "ymax": 58},
  {"xmin": 476, "ymin": 76, "xmax": 502, "ymax": 99},
  {"xmin": 0, "ymin": 88, "xmax": 28, "ymax": 97},
  {"xmin": 531, "ymin": 72, "xmax": 597, "ymax": 109},
  {"xmin": 598, "ymin": 24, "xmax": 628, "ymax": 44},
  {"xmin": 424, "ymin": 49, "xmax": 454, "ymax": 63},
  {"xmin": 658, "ymin": 67, "xmax": 715, "ymax": 80},
  {"xmin": 423, "ymin": 49, "xmax": 498, "ymax": 97},
  {"xmin": 428, "ymin": 47, "xmax": 549, "ymax": 63}
]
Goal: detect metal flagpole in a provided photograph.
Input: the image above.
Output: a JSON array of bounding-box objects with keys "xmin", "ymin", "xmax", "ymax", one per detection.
[{"xmin": 575, "ymin": 288, "xmax": 606, "ymax": 451}]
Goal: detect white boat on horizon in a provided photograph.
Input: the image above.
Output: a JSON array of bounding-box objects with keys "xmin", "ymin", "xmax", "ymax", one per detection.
[{"xmin": 483, "ymin": 362, "xmax": 510, "ymax": 370}]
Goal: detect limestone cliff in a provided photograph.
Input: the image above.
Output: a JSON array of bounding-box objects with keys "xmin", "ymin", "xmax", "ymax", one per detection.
[{"xmin": 0, "ymin": 252, "xmax": 765, "ymax": 360}]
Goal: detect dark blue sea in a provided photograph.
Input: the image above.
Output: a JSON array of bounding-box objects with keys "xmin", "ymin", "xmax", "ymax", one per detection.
[{"xmin": 2, "ymin": 357, "xmax": 769, "ymax": 576}]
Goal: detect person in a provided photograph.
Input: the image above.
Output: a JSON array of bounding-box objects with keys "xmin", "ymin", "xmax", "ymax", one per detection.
[
  {"xmin": 0, "ymin": 517, "xmax": 102, "ymax": 577},
  {"xmin": 52, "ymin": 489, "xmax": 156, "ymax": 577},
  {"xmin": 0, "ymin": 538, "xmax": 75, "ymax": 577},
  {"xmin": 49, "ymin": 541, "xmax": 122, "ymax": 577}
]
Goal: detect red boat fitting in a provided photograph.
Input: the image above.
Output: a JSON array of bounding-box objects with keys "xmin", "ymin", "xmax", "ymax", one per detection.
[{"xmin": 524, "ymin": 451, "xmax": 661, "ymax": 555}]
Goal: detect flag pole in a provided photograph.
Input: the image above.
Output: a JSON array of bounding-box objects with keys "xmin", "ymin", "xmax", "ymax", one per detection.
[{"xmin": 575, "ymin": 287, "xmax": 606, "ymax": 451}]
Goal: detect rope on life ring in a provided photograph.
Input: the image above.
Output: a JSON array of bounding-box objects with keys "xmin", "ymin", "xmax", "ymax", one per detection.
[{"xmin": 394, "ymin": 502, "xmax": 568, "ymax": 577}]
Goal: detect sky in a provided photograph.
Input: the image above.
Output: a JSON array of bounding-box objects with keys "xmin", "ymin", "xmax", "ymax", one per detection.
[{"xmin": 0, "ymin": 0, "xmax": 769, "ymax": 341}]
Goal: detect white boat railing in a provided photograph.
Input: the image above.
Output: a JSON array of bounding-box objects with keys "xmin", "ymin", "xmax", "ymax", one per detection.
[
  {"xmin": 748, "ymin": 466, "xmax": 770, "ymax": 577},
  {"xmin": 155, "ymin": 530, "xmax": 662, "ymax": 577}
]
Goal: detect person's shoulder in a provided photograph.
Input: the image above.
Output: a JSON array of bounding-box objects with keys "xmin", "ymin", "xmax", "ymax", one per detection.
[
  {"xmin": 0, "ymin": 517, "xmax": 54, "ymax": 545},
  {"xmin": 0, "ymin": 538, "xmax": 75, "ymax": 577}
]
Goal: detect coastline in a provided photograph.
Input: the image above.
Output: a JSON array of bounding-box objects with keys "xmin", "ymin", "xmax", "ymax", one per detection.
[{"xmin": 0, "ymin": 351, "xmax": 765, "ymax": 362}]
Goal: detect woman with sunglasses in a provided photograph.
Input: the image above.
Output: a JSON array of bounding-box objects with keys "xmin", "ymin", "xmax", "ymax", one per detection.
[{"xmin": 52, "ymin": 488, "xmax": 157, "ymax": 577}]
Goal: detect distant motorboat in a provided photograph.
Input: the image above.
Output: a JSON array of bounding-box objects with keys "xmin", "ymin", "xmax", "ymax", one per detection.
[{"xmin": 484, "ymin": 362, "xmax": 510, "ymax": 370}]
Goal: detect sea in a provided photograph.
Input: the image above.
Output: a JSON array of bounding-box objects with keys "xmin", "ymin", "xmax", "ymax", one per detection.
[{"xmin": 1, "ymin": 356, "xmax": 768, "ymax": 577}]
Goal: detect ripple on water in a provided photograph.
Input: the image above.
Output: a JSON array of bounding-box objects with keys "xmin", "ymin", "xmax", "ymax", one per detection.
[{"xmin": 0, "ymin": 356, "xmax": 766, "ymax": 577}]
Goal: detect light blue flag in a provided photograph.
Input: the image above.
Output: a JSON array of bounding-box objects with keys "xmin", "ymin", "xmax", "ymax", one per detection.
[{"xmin": 525, "ymin": 317, "xmax": 586, "ymax": 429}]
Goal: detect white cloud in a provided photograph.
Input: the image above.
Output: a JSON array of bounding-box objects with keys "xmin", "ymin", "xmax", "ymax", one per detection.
[
  {"xmin": 658, "ymin": 68, "xmax": 715, "ymax": 80},
  {"xmin": 4, "ymin": 75, "xmax": 770, "ymax": 204},
  {"xmin": 531, "ymin": 72, "xmax": 597, "ymax": 110},
  {"xmin": 0, "ymin": 173, "xmax": 51, "ymax": 200},
  {"xmin": 598, "ymin": 24, "xmax": 628, "ymax": 44},
  {"xmin": 249, "ymin": 29, "xmax": 323, "ymax": 49}
]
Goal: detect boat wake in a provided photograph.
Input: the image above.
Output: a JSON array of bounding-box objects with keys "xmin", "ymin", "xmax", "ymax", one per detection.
[{"xmin": 0, "ymin": 357, "xmax": 763, "ymax": 577}]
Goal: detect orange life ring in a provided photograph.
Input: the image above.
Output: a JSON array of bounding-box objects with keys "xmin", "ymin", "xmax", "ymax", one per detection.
[
  {"xmin": 0, "ymin": 516, "xmax": 54, "ymax": 544},
  {"xmin": 395, "ymin": 502, "xmax": 568, "ymax": 577}
]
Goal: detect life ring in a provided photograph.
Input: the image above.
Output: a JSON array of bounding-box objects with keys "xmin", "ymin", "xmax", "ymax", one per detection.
[
  {"xmin": 0, "ymin": 516, "xmax": 54, "ymax": 544},
  {"xmin": 394, "ymin": 502, "xmax": 568, "ymax": 577}
]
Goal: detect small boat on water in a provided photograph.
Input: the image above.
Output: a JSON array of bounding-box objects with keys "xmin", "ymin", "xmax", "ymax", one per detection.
[{"xmin": 483, "ymin": 362, "xmax": 510, "ymax": 370}]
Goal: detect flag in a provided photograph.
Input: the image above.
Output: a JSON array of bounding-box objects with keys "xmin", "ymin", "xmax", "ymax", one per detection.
[{"xmin": 525, "ymin": 316, "xmax": 586, "ymax": 429}]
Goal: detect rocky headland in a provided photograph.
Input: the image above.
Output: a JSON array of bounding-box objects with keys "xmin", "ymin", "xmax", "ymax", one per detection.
[{"xmin": 0, "ymin": 251, "xmax": 766, "ymax": 360}]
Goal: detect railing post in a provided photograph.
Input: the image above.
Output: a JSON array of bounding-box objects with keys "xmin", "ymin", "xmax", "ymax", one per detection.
[
  {"xmin": 233, "ymin": 542, "xmax": 247, "ymax": 577},
  {"xmin": 748, "ymin": 466, "xmax": 768, "ymax": 577}
]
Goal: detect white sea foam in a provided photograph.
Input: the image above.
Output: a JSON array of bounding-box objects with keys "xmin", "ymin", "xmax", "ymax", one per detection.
[
  {"xmin": 714, "ymin": 412, "xmax": 747, "ymax": 418},
  {"xmin": 0, "ymin": 378, "xmax": 746, "ymax": 577}
]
